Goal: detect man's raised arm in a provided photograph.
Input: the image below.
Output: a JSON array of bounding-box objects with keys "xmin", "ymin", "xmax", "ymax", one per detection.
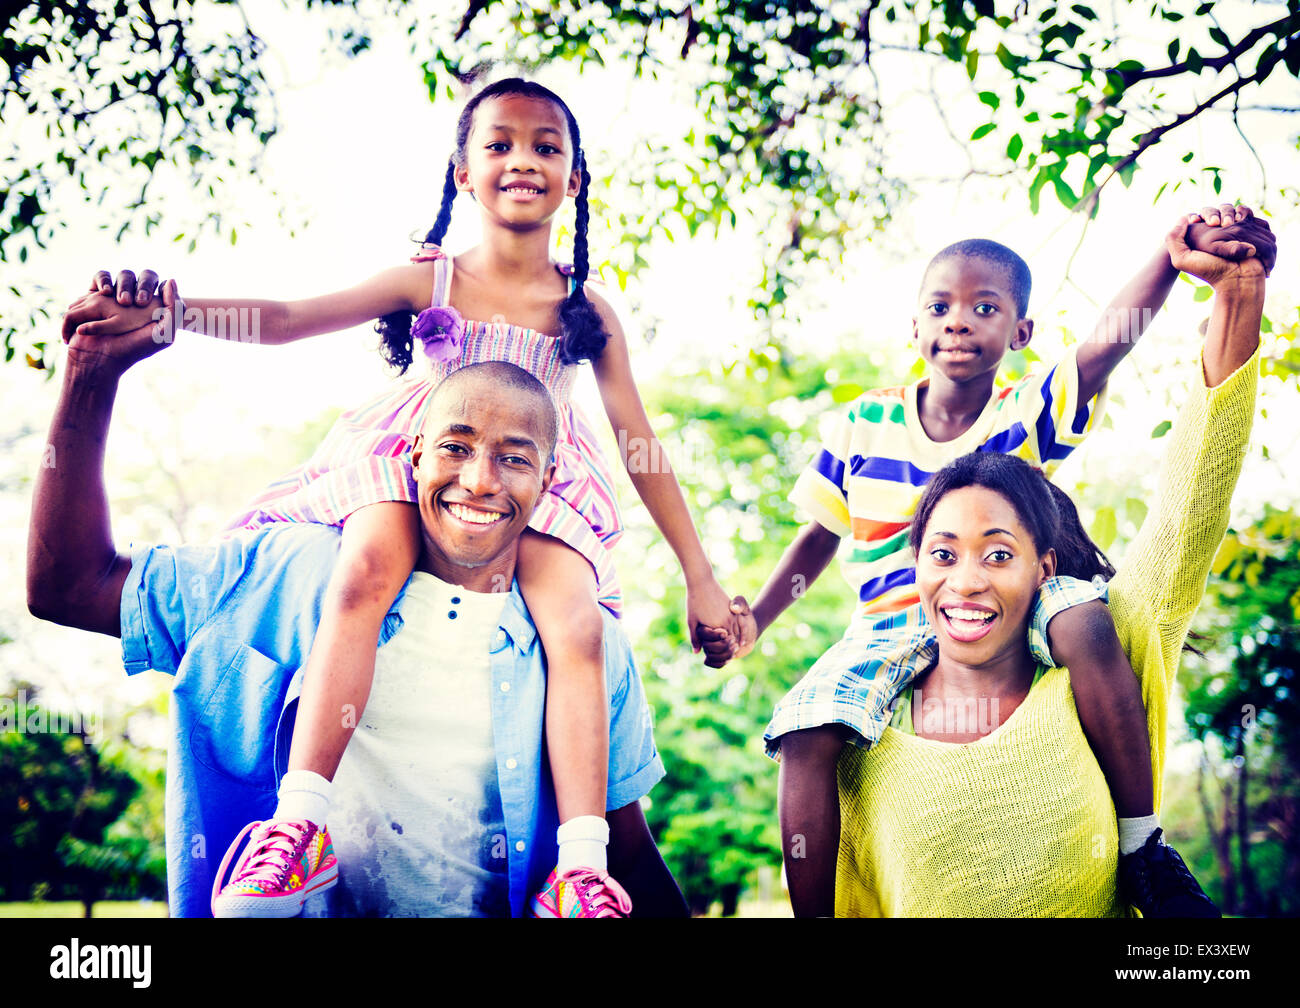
[{"xmin": 27, "ymin": 282, "xmax": 182, "ymax": 636}]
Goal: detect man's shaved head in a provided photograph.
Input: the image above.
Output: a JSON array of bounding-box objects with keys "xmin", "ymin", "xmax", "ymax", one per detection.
[{"xmin": 424, "ymin": 361, "xmax": 558, "ymax": 460}]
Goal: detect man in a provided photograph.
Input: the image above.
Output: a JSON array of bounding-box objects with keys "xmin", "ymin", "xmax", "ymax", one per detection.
[{"xmin": 28, "ymin": 282, "xmax": 686, "ymax": 918}]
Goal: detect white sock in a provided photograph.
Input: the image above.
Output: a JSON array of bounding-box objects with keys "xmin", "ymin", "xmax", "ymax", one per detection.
[
  {"xmin": 1118, "ymin": 814, "xmax": 1160, "ymax": 855},
  {"xmin": 274, "ymin": 769, "xmax": 332, "ymax": 828},
  {"xmin": 556, "ymin": 815, "xmax": 609, "ymax": 873}
]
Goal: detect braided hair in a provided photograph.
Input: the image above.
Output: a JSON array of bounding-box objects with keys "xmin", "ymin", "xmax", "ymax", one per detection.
[{"xmin": 377, "ymin": 78, "xmax": 609, "ymax": 373}]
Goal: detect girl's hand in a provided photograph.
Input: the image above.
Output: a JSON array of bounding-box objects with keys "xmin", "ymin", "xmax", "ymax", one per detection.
[
  {"xmin": 697, "ymin": 597, "xmax": 758, "ymax": 669},
  {"xmin": 62, "ymin": 289, "xmax": 166, "ymax": 344},
  {"xmin": 685, "ymin": 575, "xmax": 737, "ymax": 655}
]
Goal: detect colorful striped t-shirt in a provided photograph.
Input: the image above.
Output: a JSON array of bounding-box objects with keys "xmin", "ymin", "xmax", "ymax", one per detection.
[{"xmin": 790, "ymin": 346, "xmax": 1106, "ymax": 616}]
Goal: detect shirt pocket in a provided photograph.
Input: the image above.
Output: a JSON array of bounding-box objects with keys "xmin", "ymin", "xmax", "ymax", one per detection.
[{"xmin": 191, "ymin": 644, "xmax": 293, "ymax": 791}]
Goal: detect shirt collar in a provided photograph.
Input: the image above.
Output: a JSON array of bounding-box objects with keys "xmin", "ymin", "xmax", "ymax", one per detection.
[{"xmin": 386, "ymin": 573, "xmax": 536, "ymax": 652}]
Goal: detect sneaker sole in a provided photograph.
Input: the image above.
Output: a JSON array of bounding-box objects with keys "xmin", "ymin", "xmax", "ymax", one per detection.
[{"xmin": 213, "ymin": 863, "xmax": 339, "ymax": 918}]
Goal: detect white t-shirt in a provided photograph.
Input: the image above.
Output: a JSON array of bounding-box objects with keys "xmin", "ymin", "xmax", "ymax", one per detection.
[{"xmin": 305, "ymin": 572, "xmax": 511, "ymax": 917}]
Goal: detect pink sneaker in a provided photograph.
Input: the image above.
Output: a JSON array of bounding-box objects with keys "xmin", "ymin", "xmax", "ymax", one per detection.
[
  {"xmin": 211, "ymin": 819, "xmax": 338, "ymax": 918},
  {"xmin": 531, "ymin": 868, "xmax": 633, "ymax": 918}
]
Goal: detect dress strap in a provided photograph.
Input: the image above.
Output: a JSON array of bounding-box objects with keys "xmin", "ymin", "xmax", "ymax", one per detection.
[{"xmin": 410, "ymin": 244, "xmax": 451, "ymax": 308}]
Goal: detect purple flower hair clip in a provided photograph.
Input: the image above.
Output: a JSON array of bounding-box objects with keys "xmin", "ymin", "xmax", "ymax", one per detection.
[{"xmin": 412, "ymin": 305, "xmax": 464, "ymax": 364}]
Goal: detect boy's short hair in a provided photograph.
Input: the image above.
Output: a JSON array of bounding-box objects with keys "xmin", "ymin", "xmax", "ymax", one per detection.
[{"xmin": 924, "ymin": 239, "xmax": 1033, "ymax": 318}]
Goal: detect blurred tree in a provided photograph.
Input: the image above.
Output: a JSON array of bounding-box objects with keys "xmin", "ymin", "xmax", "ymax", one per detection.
[
  {"xmin": 0, "ymin": 684, "xmax": 165, "ymax": 914},
  {"xmin": 626, "ymin": 340, "xmax": 887, "ymax": 912},
  {"xmin": 1185, "ymin": 505, "xmax": 1300, "ymax": 916},
  {"xmin": 5, "ymin": 1, "xmax": 1296, "ymax": 366}
]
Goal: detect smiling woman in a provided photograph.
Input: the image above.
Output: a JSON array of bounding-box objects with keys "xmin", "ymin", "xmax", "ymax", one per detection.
[{"xmin": 833, "ymin": 321, "xmax": 1262, "ymax": 915}]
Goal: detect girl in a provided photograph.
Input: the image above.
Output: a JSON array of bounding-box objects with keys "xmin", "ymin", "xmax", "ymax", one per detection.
[{"xmin": 73, "ymin": 78, "xmax": 742, "ymax": 918}]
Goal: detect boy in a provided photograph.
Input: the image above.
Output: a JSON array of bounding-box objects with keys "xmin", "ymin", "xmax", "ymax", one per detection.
[{"xmin": 709, "ymin": 205, "xmax": 1274, "ymax": 917}]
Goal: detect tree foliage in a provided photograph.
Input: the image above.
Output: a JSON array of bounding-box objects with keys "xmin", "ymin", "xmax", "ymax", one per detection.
[
  {"xmin": 0, "ymin": 685, "xmax": 165, "ymax": 911},
  {"xmin": 4, "ymin": 0, "xmax": 1297, "ymax": 366},
  {"xmin": 1184, "ymin": 506, "xmax": 1300, "ymax": 915},
  {"xmin": 626, "ymin": 341, "xmax": 887, "ymax": 912}
]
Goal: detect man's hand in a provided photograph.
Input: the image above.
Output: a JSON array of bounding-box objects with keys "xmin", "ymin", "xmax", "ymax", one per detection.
[
  {"xmin": 1184, "ymin": 203, "xmax": 1276, "ymax": 276},
  {"xmin": 65, "ymin": 278, "xmax": 184, "ymax": 376},
  {"xmin": 90, "ymin": 266, "xmax": 163, "ymax": 307}
]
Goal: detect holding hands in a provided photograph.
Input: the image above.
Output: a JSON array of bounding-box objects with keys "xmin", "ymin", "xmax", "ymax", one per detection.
[
  {"xmin": 1173, "ymin": 203, "xmax": 1274, "ymax": 287},
  {"xmin": 63, "ymin": 277, "xmax": 185, "ymax": 376}
]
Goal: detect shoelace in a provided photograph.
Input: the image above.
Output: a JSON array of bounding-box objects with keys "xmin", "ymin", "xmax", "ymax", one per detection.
[
  {"xmin": 211, "ymin": 820, "xmax": 311, "ymax": 911},
  {"xmin": 563, "ymin": 869, "xmax": 633, "ymax": 918}
]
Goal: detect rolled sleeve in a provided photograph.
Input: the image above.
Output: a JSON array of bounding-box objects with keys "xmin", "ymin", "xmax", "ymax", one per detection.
[{"xmin": 119, "ymin": 536, "xmax": 253, "ymax": 677}]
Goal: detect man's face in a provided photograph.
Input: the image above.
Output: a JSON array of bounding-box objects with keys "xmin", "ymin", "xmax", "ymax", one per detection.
[{"xmin": 411, "ymin": 380, "xmax": 555, "ymax": 591}]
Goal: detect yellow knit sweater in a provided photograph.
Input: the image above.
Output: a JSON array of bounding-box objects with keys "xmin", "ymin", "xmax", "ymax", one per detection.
[{"xmin": 835, "ymin": 349, "xmax": 1259, "ymax": 917}]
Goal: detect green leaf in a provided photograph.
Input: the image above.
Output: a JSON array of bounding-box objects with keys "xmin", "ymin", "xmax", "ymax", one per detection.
[
  {"xmin": 978, "ymin": 91, "xmax": 1000, "ymax": 110},
  {"xmin": 1006, "ymin": 133, "xmax": 1023, "ymax": 161},
  {"xmin": 1093, "ymin": 506, "xmax": 1117, "ymax": 550},
  {"xmin": 971, "ymin": 122, "xmax": 996, "ymax": 141},
  {"xmin": 1193, "ymin": 285, "xmax": 1213, "ymax": 303},
  {"xmin": 1151, "ymin": 420, "xmax": 1173, "ymax": 438}
]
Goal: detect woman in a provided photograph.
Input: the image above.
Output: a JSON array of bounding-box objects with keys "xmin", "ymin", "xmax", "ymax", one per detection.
[{"xmin": 830, "ymin": 222, "xmax": 1270, "ymax": 916}]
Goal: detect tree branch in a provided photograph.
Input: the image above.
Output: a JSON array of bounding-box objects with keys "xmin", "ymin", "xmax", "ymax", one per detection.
[{"xmin": 1077, "ymin": 60, "xmax": 1279, "ymax": 215}]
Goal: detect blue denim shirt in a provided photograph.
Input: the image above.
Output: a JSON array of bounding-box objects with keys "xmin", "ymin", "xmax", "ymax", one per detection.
[{"xmin": 119, "ymin": 523, "xmax": 665, "ymax": 918}]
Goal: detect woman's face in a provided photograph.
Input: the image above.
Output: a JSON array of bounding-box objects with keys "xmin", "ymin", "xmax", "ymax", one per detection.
[{"xmin": 916, "ymin": 485, "xmax": 1056, "ymax": 668}]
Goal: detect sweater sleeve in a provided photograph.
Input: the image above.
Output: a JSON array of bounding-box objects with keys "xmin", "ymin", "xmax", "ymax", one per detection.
[{"xmin": 1104, "ymin": 346, "xmax": 1258, "ymax": 806}]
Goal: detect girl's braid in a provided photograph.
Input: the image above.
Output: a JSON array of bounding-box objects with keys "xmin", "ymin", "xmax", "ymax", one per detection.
[
  {"xmin": 557, "ymin": 150, "xmax": 609, "ymax": 364},
  {"xmin": 376, "ymin": 162, "xmax": 459, "ymax": 374}
]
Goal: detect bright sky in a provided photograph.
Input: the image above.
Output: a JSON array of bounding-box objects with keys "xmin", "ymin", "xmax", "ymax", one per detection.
[{"xmin": 3, "ymin": 6, "xmax": 1299, "ymax": 734}]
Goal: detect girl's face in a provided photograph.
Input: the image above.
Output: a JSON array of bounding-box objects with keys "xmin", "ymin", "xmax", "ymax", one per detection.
[
  {"xmin": 455, "ymin": 94, "xmax": 580, "ymax": 231},
  {"xmin": 915, "ymin": 485, "xmax": 1055, "ymax": 669}
]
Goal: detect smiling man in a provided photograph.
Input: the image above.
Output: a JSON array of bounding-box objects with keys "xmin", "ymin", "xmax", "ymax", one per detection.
[{"xmin": 27, "ymin": 287, "xmax": 684, "ymax": 918}]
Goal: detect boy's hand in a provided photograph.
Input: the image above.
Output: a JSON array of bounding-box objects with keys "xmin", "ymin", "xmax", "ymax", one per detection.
[
  {"xmin": 1184, "ymin": 203, "xmax": 1276, "ymax": 276},
  {"xmin": 697, "ymin": 596, "xmax": 758, "ymax": 669}
]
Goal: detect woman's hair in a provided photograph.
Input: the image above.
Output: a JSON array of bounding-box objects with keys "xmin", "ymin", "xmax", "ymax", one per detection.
[
  {"xmin": 376, "ymin": 78, "xmax": 609, "ymax": 372},
  {"xmin": 908, "ymin": 451, "xmax": 1115, "ymax": 582}
]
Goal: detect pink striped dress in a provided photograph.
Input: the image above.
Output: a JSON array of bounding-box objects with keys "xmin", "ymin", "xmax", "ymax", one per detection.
[{"xmin": 227, "ymin": 248, "xmax": 625, "ymax": 615}]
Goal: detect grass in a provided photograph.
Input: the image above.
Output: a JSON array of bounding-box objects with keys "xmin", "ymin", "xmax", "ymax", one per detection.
[{"xmin": 0, "ymin": 901, "xmax": 168, "ymax": 918}]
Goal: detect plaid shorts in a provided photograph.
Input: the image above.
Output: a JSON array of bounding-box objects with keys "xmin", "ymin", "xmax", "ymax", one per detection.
[{"xmin": 763, "ymin": 574, "xmax": 1108, "ymax": 758}]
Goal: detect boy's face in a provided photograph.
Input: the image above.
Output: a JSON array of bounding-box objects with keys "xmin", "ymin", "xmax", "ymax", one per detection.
[{"xmin": 913, "ymin": 256, "xmax": 1033, "ymax": 385}]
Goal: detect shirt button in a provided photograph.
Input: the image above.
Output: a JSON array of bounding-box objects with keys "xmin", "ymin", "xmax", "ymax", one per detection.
[
  {"xmin": 500, "ymin": 681, "xmax": 511, "ymax": 693},
  {"xmin": 506, "ymin": 758, "xmax": 517, "ymax": 770},
  {"xmin": 515, "ymin": 840, "xmax": 526, "ymax": 853},
  {"xmin": 448, "ymin": 611, "xmax": 458, "ymax": 620},
  {"xmin": 451, "ymin": 596, "xmax": 461, "ymax": 604},
  {"xmin": 495, "ymin": 631, "xmax": 506, "ymax": 647}
]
